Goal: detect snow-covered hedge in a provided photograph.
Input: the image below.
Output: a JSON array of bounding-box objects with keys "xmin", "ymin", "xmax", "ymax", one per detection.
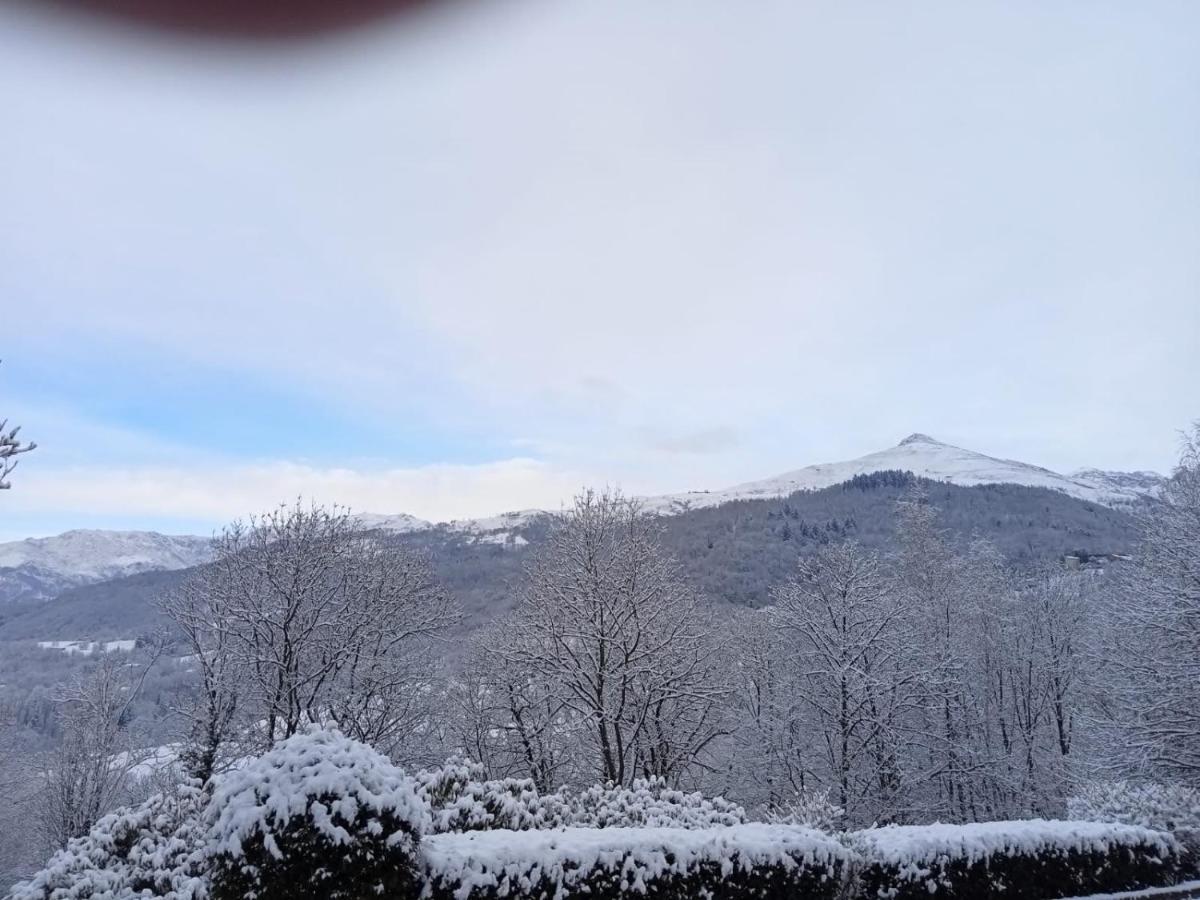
[
  {"xmin": 16, "ymin": 726, "xmax": 1190, "ymax": 900},
  {"xmin": 9, "ymin": 784, "xmax": 207, "ymax": 900},
  {"xmin": 1069, "ymin": 780, "xmax": 1200, "ymax": 869},
  {"xmin": 205, "ymin": 727, "xmax": 429, "ymax": 900},
  {"xmin": 415, "ymin": 757, "xmax": 571, "ymax": 833},
  {"xmin": 848, "ymin": 819, "xmax": 1180, "ymax": 899},
  {"xmin": 420, "ymin": 823, "xmax": 851, "ymax": 900},
  {"xmin": 568, "ymin": 777, "xmax": 746, "ymax": 829}
]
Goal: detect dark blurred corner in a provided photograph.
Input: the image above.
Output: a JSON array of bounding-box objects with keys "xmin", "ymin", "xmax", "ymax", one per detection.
[{"xmin": 17, "ymin": 0, "xmax": 457, "ymax": 37}]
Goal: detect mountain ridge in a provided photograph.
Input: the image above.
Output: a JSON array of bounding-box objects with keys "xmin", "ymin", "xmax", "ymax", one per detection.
[
  {"xmin": 640, "ymin": 433, "xmax": 1164, "ymax": 514},
  {"xmin": 0, "ymin": 434, "xmax": 1165, "ymax": 602}
]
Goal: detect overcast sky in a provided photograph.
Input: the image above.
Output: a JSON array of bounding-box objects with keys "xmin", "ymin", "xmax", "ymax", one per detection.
[{"xmin": 2, "ymin": 0, "xmax": 1197, "ymax": 540}]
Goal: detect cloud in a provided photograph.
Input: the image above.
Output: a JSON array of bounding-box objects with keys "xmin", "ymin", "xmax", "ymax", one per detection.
[
  {"xmin": 0, "ymin": 0, "xmax": 1196, "ymax": 541},
  {"xmin": 644, "ymin": 426, "xmax": 741, "ymax": 456},
  {"xmin": 6, "ymin": 457, "xmax": 590, "ymax": 534}
]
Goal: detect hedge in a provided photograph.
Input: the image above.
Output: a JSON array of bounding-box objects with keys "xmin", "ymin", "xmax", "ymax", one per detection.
[
  {"xmin": 11, "ymin": 725, "xmax": 1187, "ymax": 900},
  {"xmin": 848, "ymin": 819, "xmax": 1181, "ymax": 899},
  {"xmin": 419, "ymin": 823, "xmax": 852, "ymax": 900}
]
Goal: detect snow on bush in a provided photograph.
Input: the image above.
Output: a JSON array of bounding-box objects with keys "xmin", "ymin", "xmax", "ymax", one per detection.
[
  {"xmin": 205, "ymin": 727, "xmax": 428, "ymax": 900},
  {"xmin": 414, "ymin": 761, "xmax": 742, "ymax": 833},
  {"xmin": 765, "ymin": 789, "xmax": 845, "ymax": 832},
  {"xmin": 420, "ymin": 822, "xmax": 851, "ymax": 900},
  {"xmin": 415, "ymin": 757, "xmax": 571, "ymax": 833},
  {"xmin": 1069, "ymin": 780, "xmax": 1200, "ymax": 865},
  {"xmin": 849, "ymin": 819, "xmax": 1180, "ymax": 899},
  {"xmin": 9, "ymin": 784, "xmax": 208, "ymax": 900},
  {"xmin": 568, "ymin": 777, "xmax": 746, "ymax": 829}
]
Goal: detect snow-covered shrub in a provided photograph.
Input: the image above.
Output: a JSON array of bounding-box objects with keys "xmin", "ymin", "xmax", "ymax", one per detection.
[
  {"xmin": 9, "ymin": 784, "xmax": 208, "ymax": 900},
  {"xmin": 205, "ymin": 727, "xmax": 428, "ymax": 900},
  {"xmin": 413, "ymin": 756, "xmax": 486, "ymax": 810},
  {"xmin": 765, "ymin": 789, "xmax": 844, "ymax": 832},
  {"xmin": 849, "ymin": 819, "xmax": 1180, "ymax": 899},
  {"xmin": 568, "ymin": 777, "xmax": 745, "ymax": 829},
  {"xmin": 414, "ymin": 756, "xmax": 571, "ymax": 833},
  {"xmin": 434, "ymin": 778, "xmax": 571, "ymax": 833},
  {"xmin": 1068, "ymin": 780, "xmax": 1200, "ymax": 869},
  {"xmin": 420, "ymin": 823, "xmax": 852, "ymax": 900}
]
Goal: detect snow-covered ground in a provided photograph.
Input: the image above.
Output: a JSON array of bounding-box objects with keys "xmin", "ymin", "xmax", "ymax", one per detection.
[
  {"xmin": 111, "ymin": 743, "xmax": 184, "ymax": 781},
  {"xmin": 36, "ymin": 638, "xmax": 137, "ymax": 655}
]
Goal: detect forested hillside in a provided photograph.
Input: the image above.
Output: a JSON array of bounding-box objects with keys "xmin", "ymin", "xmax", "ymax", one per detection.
[{"xmin": 0, "ymin": 473, "xmax": 1137, "ymax": 641}]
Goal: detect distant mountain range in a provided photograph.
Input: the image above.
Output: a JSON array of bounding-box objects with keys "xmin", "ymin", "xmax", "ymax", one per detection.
[
  {"xmin": 0, "ymin": 434, "xmax": 1165, "ymax": 604},
  {"xmin": 0, "ymin": 529, "xmax": 214, "ymax": 605},
  {"xmin": 642, "ymin": 433, "xmax": 1164, "ymax": 513}
]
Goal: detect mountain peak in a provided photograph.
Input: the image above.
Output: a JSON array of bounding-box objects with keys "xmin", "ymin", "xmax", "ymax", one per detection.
[{"xmin": 643, "ymin": 432, "xmax": 1161, "ymax": 516}]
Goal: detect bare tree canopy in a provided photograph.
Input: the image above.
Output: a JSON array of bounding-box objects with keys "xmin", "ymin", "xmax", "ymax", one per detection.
[
  {"xmin": 466, "ymin": 489, "xmax": 729, "ymax": 789},
  {"xmin": 1099, "ymin": 423, "xmax": 1200, "ymax": 780},
  {"xmin": 767, "ymin": 541, "xmax": 921, "ymax": 824},
  {"xmin": 37, "ymin": 651, "xmax": 164, "ymax": 851},
  {"xmin": 162, "ymin": 502, "xmax": 459, "ymax": 776},
  {"xmin": 0, "ymin": 361, "xmax": 36, "ymax": 490}
]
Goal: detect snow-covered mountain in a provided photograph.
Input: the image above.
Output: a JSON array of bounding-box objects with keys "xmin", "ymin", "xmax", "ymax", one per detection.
[
  {"xmin": 0, "ymin": 434, "xmax": 1164, "ymax": 604},
  {"xmin": 1067, "ymin": 467, "xmax": 1168, "ymax": 501},
  {"xmin": 0, "ymin": 530, "xmax": 214, "ymax": 604},
  {"xmin": 352, "ymin": 512, "xmax": 434, "ymax": 533},
  {"xmin": 640, "ymin": 433, "xmax": 1165, "ymax": 514}
]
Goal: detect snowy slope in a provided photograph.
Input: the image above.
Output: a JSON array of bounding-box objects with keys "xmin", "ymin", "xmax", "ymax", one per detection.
[
  {"xmin": 0, "ymin": 529, "xmax": 213, "ymax": 577},
  {"xmin": 0, "ymin": 529, "xmax": 214, "ymax": 603},
  {"xmin": 353, "ymin": 512, "xmax": 434, "ymax": 533},
  {"xmin": 1069, "ymin": 468, "xmax": 1167, "ymax": 501},
  {"xmin": 641, "ymin": 434, "xmax": 1164, "ymax": 514}
]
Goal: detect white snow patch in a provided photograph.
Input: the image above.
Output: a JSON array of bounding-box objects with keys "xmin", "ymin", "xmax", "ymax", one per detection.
[
  {"xmin": 354, "ymin": 512, "xmax": 434, "ymax": 533},
  {"xmin": 111, "ymin": 744, "xmax": 184, "ymax": 780},
  {"xmin": 446, "ymin": 509, "xmax": 547, "ymax": 534},
  {"xmin": 37, "ymin": 639, "xmax": 137, "ymax": 655}
]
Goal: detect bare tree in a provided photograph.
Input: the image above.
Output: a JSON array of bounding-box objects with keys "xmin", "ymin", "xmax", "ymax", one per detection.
[
  {"xmin": 162, "ymin": 503, "xmax": 458, "ymax": 765},
  {"xmin": 161, "ymin": 574, "xmax": 241, "ymax": 783},
  {"xmin": 1100, "ymin": 424, "xmax": 1200, "ymax": 782},
  {"xmin": 892, "ymin": 490, "xmax": 1087, "ymax": 821},
  {"xmin": 446, "ymin": 626, "xmax": 577, "ymax": 791},
  {"xmin": 499, "ymin": 489, "xmax": 728, "ymax": 787},
  {"xmin": 998, "ymin": 567, "xmax": 1089, "ymax": 815},
  {"xmin": 36, "ymin": 653, "xmax": 161, "ymax": 851},
  {"xmin": 0, "ymin": 361, "xmax": 36, "ymax": 490},
  {"xmin": 769, "ymin": 540, "xmax": 920, "ymax": 826},
  {"xmin": 0, "ymin": 703, "xmax": 42, "ymax": 888},
  {"xmin": 893, "ymin": 486, "xmax": 980, "ymax": 821},
  {"xmin": 724, "ymin": 608, "xmax": 823, "ymax": 814}
]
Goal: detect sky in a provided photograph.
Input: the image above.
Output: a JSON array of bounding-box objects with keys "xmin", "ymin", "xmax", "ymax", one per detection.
[{"xmin": 2, "ymin": 0, "xmax": 1198, "ymax": 541}]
